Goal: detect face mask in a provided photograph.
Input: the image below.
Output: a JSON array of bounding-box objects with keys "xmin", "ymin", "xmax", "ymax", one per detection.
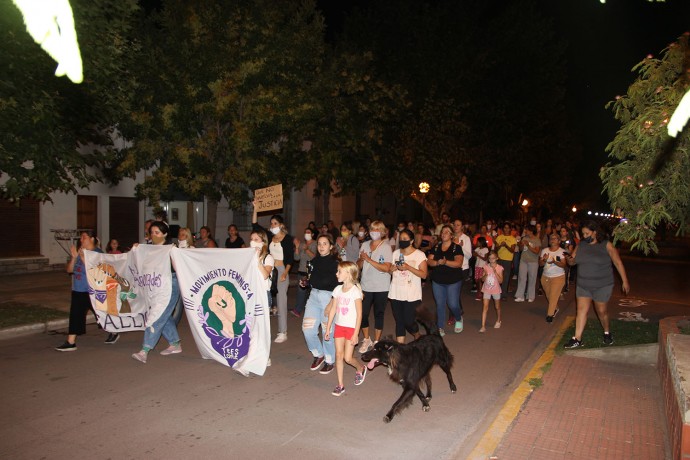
[
  {"xmin": 152, "ymin": 235, "xmax": 165, "ymax": 245},
  {"xmin": 250, "ymin": 241, "xmax": 263, "ymax": 249},
  {"xmin": 270, "ymin": 227, "xmax": 280, "ymax": 235},
  {"xmin": 398, "ymin": 240, "xmax": 411, "ymax": 250},
  {"xmin": 582, "ymin": 236, "xmax": 593, "ymax": 244},
  {"xmin": 530, "ymin": 220, "xmax": 537, "ymax": 226},
  {"xmin": 341, "ymin": 230, "xmax": 349, "ymax": 238},
  {"xmin": 398, "ymin": 227, "xmax": 405, "ymax": 232},
  {"xmin": 304, "ymin": 234, "xmax": 312, "ymax": 241},
  {"xmin": 487, "ymin": 225, "xmax": 492, "ymax": 230},
  {"xmin": 358, "ymin": 231, "xmax": 365, "ymax": 238},
  {"xmin": 370, "ymin": 231, "xmax": 381, "ymax": 241},
  {"xmin": 178, "ymin": 240, "xmax": 188, "ymax": 248}
]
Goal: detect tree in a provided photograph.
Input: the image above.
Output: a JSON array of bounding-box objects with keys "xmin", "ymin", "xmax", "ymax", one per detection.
[
  {"xmin": 0, "ymin": 0, "xmax": 140, "ymax": 202},
  {"xmin": 112, "ymin": 0, "xmax": 326, "ymax": 231},
  {"xmin": 396, "ymin": 97, "xmax": 471, "ymax": 224},
  {"xmin": 303, "ymin": 49, "xmax": 408, "ymax": 221},
  {"xmin": 601, "ymin": 33, "xmax": 690, "ymax": 254}
]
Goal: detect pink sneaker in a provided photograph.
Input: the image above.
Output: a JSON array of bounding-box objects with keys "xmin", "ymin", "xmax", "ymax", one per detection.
[{"xmin": 160, "ymin": 344, "xmax": 182, "ymax": 356}]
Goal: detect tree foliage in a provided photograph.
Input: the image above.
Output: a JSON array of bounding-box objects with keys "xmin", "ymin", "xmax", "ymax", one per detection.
[
  {"xmin": 339, "ymin": 0, "xmax": 576, "ymax": 221},
  {"xmin": 0, "ymin": 0, "xmax": 139, "ymax": 202},
  {"xmin": 601, "ymin": 33, "xmax": 690, "ymax": 254},
  {"xmin": 112, "ymin": 0, "xmax": 328, "ymax": 230},
  {"xmin": 303, "ymin": 49, "xmax": 408, "ymax": 217}
]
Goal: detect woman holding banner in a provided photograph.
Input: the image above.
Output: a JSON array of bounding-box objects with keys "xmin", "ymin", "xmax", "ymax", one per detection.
[
  {"xmin": 252, "ymin": 202, "xmax": 294, "ymax": 344},
  {"xmin": 132, "ymin": 221, "xmax": 183, "ymax": 363},
  {"xmin": 55, "ymin": 230, "xmax": 109, "ymax": 351}
]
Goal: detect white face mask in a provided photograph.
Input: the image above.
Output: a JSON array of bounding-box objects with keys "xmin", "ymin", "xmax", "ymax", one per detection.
[
  {"xmin": 486, "ymin": 225, "xmax": 492, "ymax": 230},
  {"xmin": 369, "ymin": 231, "xmax": 381, "ymax": 241},
  {"xmin": 270, "ymin": 227, "xmax": 281, "ymax": 235},
  {"xmin": 250, "ymin": 241, "xmax": 263, "ymax": 250},
  {"xmin": 358, "ymin": 231, "xmax": 365, "ymax": 238},
  {"xmin": 530, "ymin": 220, "xmax": 537, "ymax": 226},
  {"xmin": 178, "ymin": 240, "xmax": 188, "ymax": 248},
  {"xmin": 304, "ymin": 234, "xmax": 312, "ymax": 241},
  {"xmin": 398, "ymin": 227, "xmax": 405, "ymax": 232}
]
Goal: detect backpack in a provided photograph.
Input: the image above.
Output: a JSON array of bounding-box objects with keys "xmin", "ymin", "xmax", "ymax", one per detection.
[{"xmin": 263, "ymin": 254, "xmax": 279, "ymax": 296}]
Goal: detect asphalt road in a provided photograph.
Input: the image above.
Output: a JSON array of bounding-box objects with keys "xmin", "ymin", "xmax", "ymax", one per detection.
[{"xmin": 1, "ymin": 255, "xmax": 687, "ymax": 459}]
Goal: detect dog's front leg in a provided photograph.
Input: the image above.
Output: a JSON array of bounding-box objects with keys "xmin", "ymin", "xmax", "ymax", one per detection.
[
  {"xmin": 421, "ymin": 374, "xmax": 432, "ymax": 402},
  {"xmin": 384, "ymin": 387, "xmax": 415, "ymax": 423},
  {"xmin": 414, "ymin": 381, "xmax": 431, "ymax": 412}
]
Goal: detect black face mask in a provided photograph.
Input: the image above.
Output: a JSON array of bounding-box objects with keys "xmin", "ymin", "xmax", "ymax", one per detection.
[
  {"xmin": 582, "ymin": 236, "xmax": 593, "ymax": 244},
  {"xmin": 398, "ymin": 240, "xmax": 411, "ymax": 250}
]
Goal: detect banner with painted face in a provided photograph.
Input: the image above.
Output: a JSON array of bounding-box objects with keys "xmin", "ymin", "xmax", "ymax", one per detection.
[
  {"xmin": 171, "ymin": 247, "xmax": 271, "ymax": 377},
  {"xmin": 83, "ymin": 245, "xmax": 173, "ymax": 332}
]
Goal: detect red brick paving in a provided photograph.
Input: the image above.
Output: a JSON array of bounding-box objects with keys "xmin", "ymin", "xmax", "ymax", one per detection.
[{"xmin": 493, "ymin": 355, "xmax": 668, "ymax": 459}]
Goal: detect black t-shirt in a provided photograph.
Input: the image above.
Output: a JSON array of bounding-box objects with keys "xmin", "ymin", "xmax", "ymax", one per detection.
[
  {"xmin": 225, "ymin": 236, "xmax": 245, "ymax": 248},
  {"xmin": 309, "ymin": 254, "xmax": 340, "ymax": 291},
  {"xmin": 429, "ymin": 242, "xmax": 463, "ymax": 284}
]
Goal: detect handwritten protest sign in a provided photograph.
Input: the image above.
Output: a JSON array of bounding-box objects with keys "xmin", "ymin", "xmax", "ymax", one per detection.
[{"xmin": 254, "ymin": 184, "xmax": 283, "ymax": 212}]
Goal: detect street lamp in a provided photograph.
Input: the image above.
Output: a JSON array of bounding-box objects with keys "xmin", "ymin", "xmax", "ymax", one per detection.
[{"xmin": 419, "ymin": 182, "xmax": 430, "ymax": 224}]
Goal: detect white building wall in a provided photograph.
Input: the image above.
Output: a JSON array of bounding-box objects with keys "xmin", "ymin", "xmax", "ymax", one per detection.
[{"xmin": 40, "ymin": 172, "xmax": 146, "ymax": 265}]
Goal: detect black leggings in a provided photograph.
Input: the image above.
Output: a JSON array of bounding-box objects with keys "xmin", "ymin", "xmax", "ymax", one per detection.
[
  {"xmin": 361, "ymin": 291, "xmax": 388, "ymax": 330},
  {"xmin": 390, "ymin": 299, "xmax": 420, "ymax": 338},
  {"xmin": 68, "ymin": 291, "xmax": 96, "ymax": 335}
]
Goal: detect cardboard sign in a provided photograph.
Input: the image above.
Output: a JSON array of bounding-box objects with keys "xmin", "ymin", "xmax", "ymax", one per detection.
[{"xmin": 254, "ymin": 184, "xmax": 283, "ymax": 212}]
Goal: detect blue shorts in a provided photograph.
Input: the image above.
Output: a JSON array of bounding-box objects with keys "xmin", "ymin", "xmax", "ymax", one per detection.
[{"xmin": 576, "ymin": 285, "xmax": 613, "ymax": 303}]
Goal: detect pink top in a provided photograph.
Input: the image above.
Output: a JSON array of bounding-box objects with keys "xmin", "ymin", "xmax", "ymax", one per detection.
[{"xmin": 481, "ymin": 264, "xmax": 504, "ymax": 295}]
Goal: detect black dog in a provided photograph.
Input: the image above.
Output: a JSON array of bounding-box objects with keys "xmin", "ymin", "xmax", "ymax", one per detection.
[{"xmin": 361, "ymin": 321, "xmax": 457, "ymax": 422}]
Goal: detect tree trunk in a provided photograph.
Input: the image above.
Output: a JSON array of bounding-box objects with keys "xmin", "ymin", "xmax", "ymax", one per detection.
[
  {"xmin": 206, "ymin": 199, "xmax": 218, "ymax": 243},
  {"xmin": 322, "ymin": 189, "xmax": 331, "ymax": 223}
]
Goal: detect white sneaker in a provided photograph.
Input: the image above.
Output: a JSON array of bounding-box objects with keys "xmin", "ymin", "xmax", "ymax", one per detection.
[
  {"xmin": 274, "ymin": 333, "xmax": 287, "ymax": 343},
  {"xmin": 358, "ymin": 337, "xmax": 373, "ymax": 354},
  {"xmin": 266, "ymin": 358, "xmax": 272, "ymax": 367},
  {"xmin": 514, "ymin": 297, "xmax": 525, "ymax": 302}
]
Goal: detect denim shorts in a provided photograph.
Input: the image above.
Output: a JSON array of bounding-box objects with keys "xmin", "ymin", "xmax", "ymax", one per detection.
[
  {"xmin": 576, "ymin": 284, "xmax": 613, "ymax": 303},
  {"xmin": 483, "ymin": 292, "xmax": 500, "ymax": 300}
]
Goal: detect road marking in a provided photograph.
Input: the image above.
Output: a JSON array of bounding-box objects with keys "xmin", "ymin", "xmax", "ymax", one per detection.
[
  {"xmin": 619, "ymin": 311, "xmax": 649, "ymax": 322},
  {"xmin": 467, "ymin": 316, "xmax": 574, "ymax": 460},
  {"xmin": 618, "ymin": 298, "xmax": 647, "ymax": 308}
]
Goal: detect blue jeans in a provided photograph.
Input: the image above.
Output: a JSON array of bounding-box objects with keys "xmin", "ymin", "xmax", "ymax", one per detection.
[
  {"xmin": 143, "ymin": 273, "xmax": 181, "ymax": 350},
  {"xmin": 432, "ymin": 281, "xmax": 463, "ymax": 328},
  {"xmin": 301, "ymin": 289, "xmax": 335, "ymax": 364}
]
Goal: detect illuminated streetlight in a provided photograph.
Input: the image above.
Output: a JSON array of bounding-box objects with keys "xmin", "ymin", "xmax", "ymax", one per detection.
[
  {"xmin": 418, "ymin": 182, "xmax": 430, "ymax": 223},
  {"xmin": 571, "ymin": 206, "xmax": 577, "ymax": 213}
]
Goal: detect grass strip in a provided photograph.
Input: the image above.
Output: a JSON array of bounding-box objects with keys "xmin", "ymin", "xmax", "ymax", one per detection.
[
  {"xmin": 556, "ymin": 317, "xmax": 658, "ymax": 354},
  {"xmin": 0, "ymin": 302, "xmax": 68, "ymax": 328}
]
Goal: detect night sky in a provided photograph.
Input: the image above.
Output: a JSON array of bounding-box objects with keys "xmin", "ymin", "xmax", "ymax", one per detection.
[{"xmin": 319, "ymin": 0, "xmax": 690, "ymax": 209}]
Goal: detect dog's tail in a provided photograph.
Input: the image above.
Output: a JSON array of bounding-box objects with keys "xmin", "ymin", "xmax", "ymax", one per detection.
[
  {"xmin": 415, "ymin": 304, "xmax": 441, "ymax": 334},
  {"xmin": 417, "ymin": 319, "xmax": 441, "ymax": 336}
]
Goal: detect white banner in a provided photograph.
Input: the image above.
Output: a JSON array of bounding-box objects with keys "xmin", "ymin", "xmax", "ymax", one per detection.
[
  {"xmin": 83, "ymin": 245, "xmax": 172, "ymax": 332},
  {"xmin": 171, "ymin": 247, "xmax": 271, "ymax": 377}
]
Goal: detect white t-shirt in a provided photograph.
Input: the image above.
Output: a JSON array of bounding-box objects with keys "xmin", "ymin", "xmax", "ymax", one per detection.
[
  {"xmin": 332, "ymin": 284, "xmax": 363, "ymax": 328},
  {"xmin": 388, "ymin": 249, "xmax": 426, "ymax": 302},
  {"xmin": 261, "ymin": 253, "xmax": 275, "ymax": 291},
  {"xmin": 474, "ymin": 247, "xmax": 489, "ymax": 268},
  {"xmin": 540, "ymin": 247, "xmax": 566, "ymax": 278},
  {"xmin": 455, "ymin": 233, "xmax": 472, "ymax": 270}
]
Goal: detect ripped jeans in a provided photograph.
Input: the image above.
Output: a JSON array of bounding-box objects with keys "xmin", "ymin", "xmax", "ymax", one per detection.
[{"xmin": 302, "ymin": 288, "xmax": 335, "ymax": 365}]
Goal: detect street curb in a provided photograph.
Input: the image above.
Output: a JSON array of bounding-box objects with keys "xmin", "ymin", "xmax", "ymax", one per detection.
[
  {"xmin": 0, "ymin": 317, "xmax": 96, "ymax": 340},
  {"xmin": 466, "ymin": 316, "xmax": 574, "ymax": 459}
]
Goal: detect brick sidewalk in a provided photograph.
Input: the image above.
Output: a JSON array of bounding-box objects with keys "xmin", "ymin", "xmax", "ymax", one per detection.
[{"xmin": 492, "ymin": 355, "xmax": 668, "ymax": 459}]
